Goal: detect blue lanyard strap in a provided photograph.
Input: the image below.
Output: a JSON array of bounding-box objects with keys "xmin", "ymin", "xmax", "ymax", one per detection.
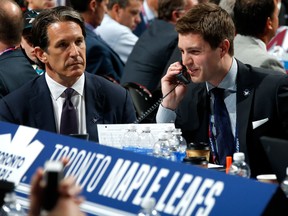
[{"xmin": 208, "ymin": 114, "xmax": 239, "ymax": 164}]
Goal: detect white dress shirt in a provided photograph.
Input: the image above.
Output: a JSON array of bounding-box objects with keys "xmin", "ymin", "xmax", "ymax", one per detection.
[
  {"xmin": 142, "ymin": 0, "xmax": 157, "ymax": 24},
  {"xmin": 95, "ymin": 14, "xmax": 138, "ymax": 63},
  {"xmin": 45, "ymin": 73, "xmax": 87, "ymax": 134}
]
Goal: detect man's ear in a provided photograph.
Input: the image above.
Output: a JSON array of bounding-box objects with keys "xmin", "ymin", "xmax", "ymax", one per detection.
[
  {"xmin": 219, "ymin": 39, "xmax": 230, "ymax": 58},
  {"xmin": 266, "ymin": 17, "xmax": 273, "ymax": 31},
  {"xmin": 171, "ymin": 10, "xmax": 180, "ymax": 23},
  {"xmin": 34, "ymin": 46, "xmax": 47, "ymax": 63},
  {"xmin": 111, "ymin": 4, "xmax": 121, "ymax": 20},
  {"xmin": 90, "ymin": 0, "xmax": 97, "ymax": 12}
]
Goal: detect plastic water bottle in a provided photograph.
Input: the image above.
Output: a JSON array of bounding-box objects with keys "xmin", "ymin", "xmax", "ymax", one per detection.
[
  {"xmin": 153, "ymin": 133, "xmax": 171, "ymax": 159},
  {"xmin": 137, "ymin": 198, "xmax": 160, "ymax": 216},
  {"xmin": 121, "ymin": 125, "xmax": 139, "ymax": 150},
  {"xmin": 1, "ymin": 191, "xmax": 26, "ymax": 216},
  {"xmin": 280, "ymin": 167, "xmax": 288, "ymax": 197},
  {"xmin": 228, "ymin": 152, "xmax": 251, "ymax": 178},
  {"xmin": 138, "ymin": 126, "xmax": 155, "ymax": 149},
  {"xmin": 169, "ymin": 128, "xmax": 187, "ymax": 161}
]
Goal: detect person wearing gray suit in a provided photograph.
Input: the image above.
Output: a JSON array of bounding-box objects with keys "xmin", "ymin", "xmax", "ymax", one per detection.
[{"xmin": 233, "ymin": 0, "xmax": 286, "ymax": 73}]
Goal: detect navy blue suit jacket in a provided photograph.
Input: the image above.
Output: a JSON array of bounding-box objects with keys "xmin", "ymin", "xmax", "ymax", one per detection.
[
  {"xmin": 0, "ymin": 72, "xmax": 136, "ymax": 142},
  {"xmin": 121, "ymin": 19, "xmax": 178, "ymax": 92},
  {"xmin": 85, "ymin": 26, "xmax": 124, "ymax": 82},
  {"xmin": 175, "ymin": 60, "xmax": 288, "ymax": 177},
  {"xmin": 0, "ymin": 49, "xmax": 38, "ymax": 98}
]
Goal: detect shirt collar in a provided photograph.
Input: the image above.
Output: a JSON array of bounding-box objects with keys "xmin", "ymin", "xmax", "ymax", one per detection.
[
  {"xmin": 206, "ymin": 57, "xmax": 237, "ymax": 93},
  {"xmin": 45, "ymin": 73, "xmax": 85, "ymax": 100},
  {"xmin": 237, "ymin": 34, "xmax": 266, "ymax": 50},
  {"xmin": 251, "ymin": 36, "xmax": 266, "ymax": 50},
  {"xmin": 85, "ymin": 22, "xmax": 95, "ymax": 31},
  {"xmin": 143, "ymin": 0, "xmax": 156, "ymax": 21}
]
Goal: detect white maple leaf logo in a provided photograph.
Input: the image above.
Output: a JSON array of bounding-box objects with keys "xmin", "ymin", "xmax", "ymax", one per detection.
[{"xmin": 0, "ymin": 125, "xmax": 44, "ymax": 184}]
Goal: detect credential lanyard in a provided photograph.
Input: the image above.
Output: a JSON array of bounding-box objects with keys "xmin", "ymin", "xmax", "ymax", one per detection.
[{"xmin": 208, "ymin": 114, "xmax": 239, "ymax": 164}]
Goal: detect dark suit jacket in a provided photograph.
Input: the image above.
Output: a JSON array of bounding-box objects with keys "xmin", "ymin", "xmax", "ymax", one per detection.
[
  {"xmin": 121, "ymin": 19, "xmax": 178, "ymax": 92},
  {"xmin": 175, "ymin": 60, "xmax": 288, "ymax": 177},
  {"xmin": 0, "ymin": 72, "xmax": 136, "ymax": 142},
  {"xmin": 0, "ymin": 49, "xmax": 38, "ymax": 98},
  {"xmin": 85, "ymin": 26, "xmax": 124, "ymax": 82}
]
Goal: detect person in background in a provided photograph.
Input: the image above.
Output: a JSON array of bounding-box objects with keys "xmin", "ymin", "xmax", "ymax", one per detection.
[
  {"xmin": 25, "ymin": 0, "xmax": 56, "ymax": 10},
  {"xmin": 233, "ymin": 0, "xmax": 286, "ymax": 73},
  {"xmin": 0, "ymin": 0, "xmax": 38, "ymax": 98},
  {"xmin": 21, "ymin": 9, "xmax": 44, "ymax": 75},
  {"xmin": 219, "ymin": 0, "xmax": 235, "ymax": 18},
  {"xmin": 133, "ymin": 0, "xmax": 158, "ymax": 37},
  {"xmin": 121, "ymin": 0, "xmax": 198, "ymax": 93},
  {"xmin": 156, "ymin": 2, "xmax": 288, "ymax": 177},
  {"xmin": 0, "ymin": 6, "xmax": 136, "ymax": 142},
  {"xmin": 277, "ymin": 0, "xmax": 287, "ymax": 26},
  {"xmin": 70, "ymin": 0, "xmax": 125, "ymax": 83},
  {"xmin": 95, "ymin": 0, "xmax": 142, "ymax": 63}
]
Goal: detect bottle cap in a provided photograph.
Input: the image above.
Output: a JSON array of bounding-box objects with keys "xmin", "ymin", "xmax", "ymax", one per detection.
[
  {"xmin": 128, "ymin": 124, "xmax": 136, "ymax": 130},
  {"xmin": 233, "ymin": 152, "xmax": 245, "ymax": 161},
  {"xmin": 141, "ymin": 197, "xmax": 156, "ymax": 209},
  {"xmin": 187, "ymin": 142, "xmax": 210, "ymax": 150},
  {"xmin": 158, "ymin": 133, "xmax": 168, "ymax": 140}
]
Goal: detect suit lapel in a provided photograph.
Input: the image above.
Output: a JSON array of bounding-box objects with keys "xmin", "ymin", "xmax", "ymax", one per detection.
[
  {"xmin": 84, "ymin": 73, "xmax": 105, "ymax": 142},
  {"xmin": 236, "ymin": 61, "xmax": 255, "ymax": 157},
  {"xmin": 30, "ymin": 75, "xmax": 57, "ymax": 132}
]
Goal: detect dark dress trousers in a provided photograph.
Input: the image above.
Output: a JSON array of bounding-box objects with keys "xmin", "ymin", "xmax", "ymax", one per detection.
[
  {"xmin": 175, "ymin": 60, "xmax": 288, "ymax": 177},
  {"xmin": 121, "ymin": 19, "xmax": 178, "ymax": 92},
  {"xmin": 0, "ymin": 49, "xmax": 38, "ymax": 98},
  {"xmin": 85, "ymin": 26, "xmax": 124, "ymax": 82},
  {"xmin": 0, "ymin": 72, "xmax": 136, "ymax": 142}
]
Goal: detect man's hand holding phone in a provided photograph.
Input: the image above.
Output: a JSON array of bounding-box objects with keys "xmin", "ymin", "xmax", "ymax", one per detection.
[{"xmin": 161, "ymin": 61, "xmax": 190, "ymax": 110}]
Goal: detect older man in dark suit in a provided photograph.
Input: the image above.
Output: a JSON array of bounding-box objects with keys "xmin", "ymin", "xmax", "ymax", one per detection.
[
  {"xmin": 0, "ymin": 6, "xmax": 136, "ymax": 142},
  {"xmin": 157, "ymin": 3, "xmax": 288, "ymax": 177}
]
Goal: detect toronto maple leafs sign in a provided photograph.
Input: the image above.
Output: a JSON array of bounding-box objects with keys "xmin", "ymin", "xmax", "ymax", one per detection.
[
  {"xmin": 0, "ymin": 126, "xmax": 44, "ymax": 183},
  {"xmin": 0, "ymin": 122, "xmax": 281, "ymax": 216}
]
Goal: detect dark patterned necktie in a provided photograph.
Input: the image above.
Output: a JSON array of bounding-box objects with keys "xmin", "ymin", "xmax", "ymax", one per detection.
[
  {"xmin": 60, "ymin": 88, "xmax": 78, "ymax": 135},
  {"xmin": 212, "ymin": 88, "xmax": 235, "ymax": 165}
]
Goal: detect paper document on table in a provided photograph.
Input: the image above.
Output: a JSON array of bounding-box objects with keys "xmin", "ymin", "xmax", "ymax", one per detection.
[{"xmin": 97, "ymin": 123, "xmax": 175, "ymax": 148}]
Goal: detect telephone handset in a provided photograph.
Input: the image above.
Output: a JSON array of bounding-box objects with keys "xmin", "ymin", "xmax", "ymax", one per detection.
[
  {"xmin": 176, "ymin": 64, "xmax": 191, "ymax": 84},
  {"xmin": 134, "ymin": 62, "xmax": 190, "ymax": 123}
]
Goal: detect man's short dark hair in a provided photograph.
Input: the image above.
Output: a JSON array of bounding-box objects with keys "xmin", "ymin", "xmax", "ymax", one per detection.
[
  {"xmin": 107, "ymin": 0, "xmax": 130, "ymax": 10},
  {"xmin": 176, "ymin": 2, "xmax": 235, "ymax": 56},
  {"xmin": 70, "ymin": 0, "xmax": 103, "ymax": 12},
  {"xmin": 32, "ymin": 6, "xmax": 86, "ymax": 52},
  {"xmin": 158, "ymin": 0, "xmax": 186, "ymax": 21},
  {"xmin": 234, "ymin": 0, "xmax": 275, "ymax": 37}
]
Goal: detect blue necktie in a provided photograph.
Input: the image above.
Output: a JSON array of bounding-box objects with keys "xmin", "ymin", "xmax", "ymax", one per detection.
[
  {"xmin": 60, "ymin": 88, "xmax": 78, "ymax": 135},
  {"xmin": 212, "ymin": 88, "xmax": 235, "ymax": 165}
]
